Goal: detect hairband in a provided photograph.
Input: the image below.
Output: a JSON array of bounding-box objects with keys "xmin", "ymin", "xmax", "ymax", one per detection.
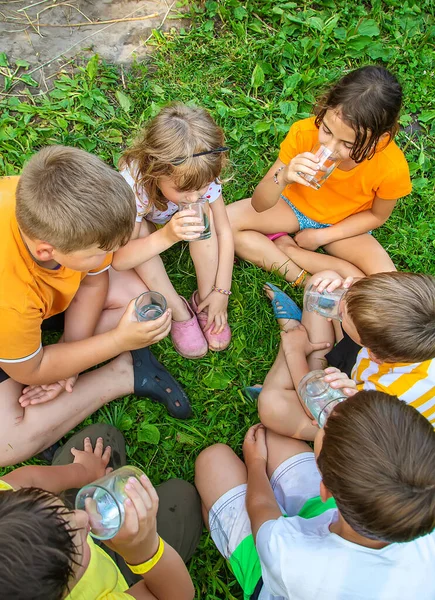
[{"xmin": 171, "ymin": 147, "xmax": 229, "ymax": 166}]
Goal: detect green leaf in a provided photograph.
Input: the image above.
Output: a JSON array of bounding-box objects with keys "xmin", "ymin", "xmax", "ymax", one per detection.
[
  {"xmin": 176, "ymin": 431, "xmax": 196, "ymax": 445},
  {"xmin": 347, "ymin": 36, "xmax": 372, "ymax": 51},
  {"xmin": 284, "ymin": 72, "xmax": 301, "ymax": 94},
  {"xmin": 20, "ymin": 74, "xmax": 39, "ymax": 87},
  {"xmin": 234, "ymin": 6, "xmax": 247, "ymax": 20},
  {"xmin": 357, "ymin": 19, "xmax": 380, "ymax": 37},
  {"xmin": 307, "ymin": 16, "xmax": 324, "ymax": 32},
  {"xmin": 203, "ymin": 370, "xmax": 233, "ymax": 390},
  {"xmin": 251, "ymin": 63, "xmax": 265, "ymax": 89},
  {"xmin": 115, "ymin": 90, "xmax": 133, "ymax": 113},
  {"xmin": 279, "ymin": 100, "xmax": 298, "ymax": 117},
  {"xmin": 253, "ymin": 120, "xmax": 271, "ymax": 134},
  {"xmin": 418, "ymin": 110, "xmax": 435, "ymax": 123},
  {"xmin": 137, "ymin": 423, "xmax": 160, "ymax": 445},
  {"xmin": 15, "ymin": 59, "xmax": 30, "ymax": 69},
  {"xmin": 86, "ymin": 54, "xmax": 99, "ymax": 82},
  {"xmin": 100, "ymin": 128, "xmax": 123, "ymax": 144},
  {"xmin": 0, "ymin": 53, "xmax": 8, "ymax": 67},
  {"xmin": 366, "ymin": 42, "xmax": 393, "ymax": 61}
]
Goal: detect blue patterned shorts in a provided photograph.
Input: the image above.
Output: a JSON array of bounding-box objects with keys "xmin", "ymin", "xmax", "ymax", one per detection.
[{"xmin": 281, "ymin": 195, "xmax": 331, "ymax": 231}]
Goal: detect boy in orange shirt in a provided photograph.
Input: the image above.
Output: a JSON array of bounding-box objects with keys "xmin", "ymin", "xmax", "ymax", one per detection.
[{"xmin": 0, "ymin": 146, "xmax": 191, "ymax": 467}]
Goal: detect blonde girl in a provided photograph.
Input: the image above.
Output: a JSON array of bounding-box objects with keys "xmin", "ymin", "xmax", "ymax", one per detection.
[{"xmin": 113, "ymin": 103, "xmax": 233, "ymax": 359}]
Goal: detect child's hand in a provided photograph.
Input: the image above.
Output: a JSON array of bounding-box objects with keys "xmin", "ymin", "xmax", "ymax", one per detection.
[
  {"xmin": 164, "ymin": 210, "xmax": 204, "ymax": 243},
  {"xmin": 281, "ymin": 324, "xmax": 330, "ymax": 357},
  {"xmin": 310, "ymin": 274, "xmax": 354, "ymax": 294},
  {"xmin": 294, "ymin": 228, "xmax": 324, "ymax": 251},
  {"xmin": 243, "ymin": 424, "xmax": 268, "ymax": 468},
  {"xmin": 104, "ymin": 474, "xmax": 160, "ymax": 566},
  {"xmin": 19, "ymin": 374, "xmax": 79, "ymax": 407},
  {"xmin": 284, "ymin": 152, "xmax": 321, "ymax": 187},
  {"xmin": 196, "ymin": 291, "xmax": 228, "ymax": 333},
  {"xmin": 323, "ymin": 367, "xmax": 358, "ymax": 397},
  {"xmin": 71, "ymin": 436, "xmax": 112, "ymax": 483},
  {"xmin": 115, "ymin": 299, "xmax": 172, "ymax": 351}
]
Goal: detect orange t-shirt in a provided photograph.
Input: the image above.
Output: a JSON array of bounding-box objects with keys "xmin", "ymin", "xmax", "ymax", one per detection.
[
  {"xmin": 0, "ymin": 176, "xmax": 112, "ymax": 362},
  {"xmin": 278, "ymin": 117, "xmax": 412, "ymax": 224}
]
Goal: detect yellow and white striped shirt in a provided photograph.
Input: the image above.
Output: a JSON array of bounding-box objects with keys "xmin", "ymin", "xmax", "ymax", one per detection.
[{"xmin": 352, "ymin": 348, "xmax": 435, "ymax": 426}]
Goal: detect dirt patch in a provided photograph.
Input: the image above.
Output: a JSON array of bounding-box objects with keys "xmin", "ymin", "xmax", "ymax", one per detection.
[{"xmin": 0, "ymin": 0, "xmax": 189, "ymax": 92}]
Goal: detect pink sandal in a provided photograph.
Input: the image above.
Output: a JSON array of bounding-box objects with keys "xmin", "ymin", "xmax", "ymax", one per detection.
[
  {"xmin": 189, "ymin": 291, "xmax": 231, "ymax": 352},
  {"xmin": 171, "ymin": 297, "xmax": 208, "ymax": 359}
]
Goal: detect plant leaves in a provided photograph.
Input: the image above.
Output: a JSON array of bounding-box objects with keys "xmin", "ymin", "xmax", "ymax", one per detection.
[
  {"xmin": 86, "ymin": 54, "xmax": 99, "ymax": 81},
  {"xmin": 137, "ymin": 423, "xmax": 160, "ymax": 445},
  {"xmin": 251, "ymin": 63, "xmax": 265, "ymax": 89},
  {"xmin": 203, "ymin": 370, "xmax": 233, "ymax": 390},
  {"xmin": 357, "ymin": 19, "xmax": 380, "ymax": 37},
  {"xmin": 115, "ymin": 90, "xmax": 133, "ymax": 113}
]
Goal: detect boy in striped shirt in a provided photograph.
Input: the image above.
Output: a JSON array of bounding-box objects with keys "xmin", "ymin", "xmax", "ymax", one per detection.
[{"xmin": 258, "ymin": 270, "xmax": 435, "ymax": 439}]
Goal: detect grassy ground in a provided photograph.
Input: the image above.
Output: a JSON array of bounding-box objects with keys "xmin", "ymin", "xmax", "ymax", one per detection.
[{"xmin": 1, "ymin": 1, "xmax": 434, "ymax": 597}]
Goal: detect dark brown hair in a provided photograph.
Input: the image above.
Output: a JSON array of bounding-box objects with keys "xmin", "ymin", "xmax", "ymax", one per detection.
[
  {"xmin": 120, "ymin": 102, "xmax": 226, "ymax": 214},
  {"xmin": 0, "ymin": 487, "xmax": 78, "ymax": 600},
  {"xmin": 317, "ymin": 391, "xmax": 435, "ymax": 543},
  {"xmin": 345, "ymin": 272, "xmax": 435, "ymax": 362},
  {"xmin": 314, "ymin": 66, "xmax": 402, "ymax": 162},
  {"xmin": 16, "ymin": 146, "xmax": 136, "ymax": 252}
]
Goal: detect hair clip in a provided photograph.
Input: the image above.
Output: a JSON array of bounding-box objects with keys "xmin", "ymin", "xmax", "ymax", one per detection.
[{"xmin": 170, "ymin": 147, "xmax": 229, "ymax": 166}]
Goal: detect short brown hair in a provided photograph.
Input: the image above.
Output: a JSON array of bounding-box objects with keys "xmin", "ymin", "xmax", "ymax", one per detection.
[
  {"xmin": 318, "ymin": 391, "xmax": 435, "ymax": 543},
  {"xmin": 314, "ymin": 66, "xmax": 402, "ymax": 163},
  {"xmin": 16, "ymin": 146, "xmax": 136, "ymax": 252},
  {"xmin": 120, "ymin": 102, "xmax": 226, "ymax": 214},
  {"xmin": 0, "ymin": 487, "xmax": 78, "ymax": 599},
  {"xmin": 345, "ymin": 272, "xmax": 435, "ymax": 362}
]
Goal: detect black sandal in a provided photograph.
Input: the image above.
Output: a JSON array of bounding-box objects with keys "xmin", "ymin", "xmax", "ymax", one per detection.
[{"xmin": 131, "ymin": 348, "xmax": 192, "ymax": 420}]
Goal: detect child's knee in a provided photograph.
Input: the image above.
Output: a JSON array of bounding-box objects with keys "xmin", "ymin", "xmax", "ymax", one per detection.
[
  {"xmin": 195, "ymin": 444, "xmax": 233, "ymax": 478},
  {"xmin": 258, "ymin": 388, "xmax": 282, "ymax": 427}
]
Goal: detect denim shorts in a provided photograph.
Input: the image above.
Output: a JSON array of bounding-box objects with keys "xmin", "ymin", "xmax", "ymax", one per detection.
[{"xmin": 281, "ymin": 195, "xmax": 331, "ymax": 230}]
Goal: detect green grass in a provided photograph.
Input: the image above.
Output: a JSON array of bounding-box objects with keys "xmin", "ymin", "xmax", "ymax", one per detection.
[{"xmin": 1, "ymin": 0, "xmax": 434, "ymax": 597}]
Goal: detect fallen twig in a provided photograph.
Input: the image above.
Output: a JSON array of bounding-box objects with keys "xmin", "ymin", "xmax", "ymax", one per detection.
[{"xmin": 0, "ymin": 13, "xmax": 158, "ymax": 27}]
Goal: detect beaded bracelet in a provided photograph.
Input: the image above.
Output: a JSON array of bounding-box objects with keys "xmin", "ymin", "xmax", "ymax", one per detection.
[
  {"xmin": 212, "ymin": 285, "xmax": 232, "ymax": 296},
  {"xmin": 291, "ymin": 269, "xmax": 308, "ymax": 288},
  {"xmin": 273, "ymin": 166, "xmax": 285, "ymax": 185}
]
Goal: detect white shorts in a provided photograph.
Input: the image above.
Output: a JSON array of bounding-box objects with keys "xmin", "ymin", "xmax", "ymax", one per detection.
[{"xmin": 209, "ymin": 451, "xmax": 320, "ymax": 560}]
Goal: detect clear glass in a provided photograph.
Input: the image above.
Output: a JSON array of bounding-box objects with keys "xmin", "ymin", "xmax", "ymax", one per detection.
[
  {"xmin": 178, "ymin": 198, "xmax": 211, "ymax": 241},
  {"xmin": 135, "ymin": 291, "xmax": 167, "ymax": 322},
  {"xmin": 75, "ymin": 466, "xmax": 145, "ymax": 540},
  {"xmin": 298, "ymin": 143, "xmax": 342, "ymax": 190},
  {"xmin": 298, "ymin": 370, "xmax": 346, "ymax": 427},
  {"xmin": 304, "ymin": 283, "xmax": 347, "ymax": 321}
]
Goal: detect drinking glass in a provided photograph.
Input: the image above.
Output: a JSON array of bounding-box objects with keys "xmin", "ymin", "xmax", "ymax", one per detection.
[
  {"xmin": 135, "ymin": 291, "xmax": 166, "ymax": 321},
  {"xmin": 303, "ymin": 283, "xmax": 347, "ymax": 321},
  {"xmin": 75, "ymin": 466, "xmax": 145, "ymax": 540},
  {"xmin": 298, "ymin": 370, "xmax": 346, "ymax": 427},
  {"xmin": 178, "ymin": 199, "xmax": 211, "ymax": 241},
  {"xmin": 298, "ymin": 143, "xmax": 341, "ymax": 190}
]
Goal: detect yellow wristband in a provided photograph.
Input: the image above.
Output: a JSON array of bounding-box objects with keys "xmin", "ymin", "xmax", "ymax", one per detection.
[{"xmin": 126, "ymin": 537, "xmax": 165, "ymax": 575}]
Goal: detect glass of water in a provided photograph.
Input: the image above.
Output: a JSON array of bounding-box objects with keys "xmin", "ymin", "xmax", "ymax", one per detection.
[
  {"xmin": 135, "ymin": 291, "xmax": 167, "ymax": 322},
  {"xmin": 298, "ymin": 370, "xmax": 346, "ymax": 427},
  {"xmin": 178, "ymin": 199, "xmax": 211, "ymax": 241},
  {"xmin": 298, "ymin": 143, "xmax": 341, "ymax": 190},
  {"xmin": 304, "ymin": 283, "xmax": 347, "ymax": 321},
  {"xmin": 75, "ymin": 466, "xmax": 145, "ymax": 540}
]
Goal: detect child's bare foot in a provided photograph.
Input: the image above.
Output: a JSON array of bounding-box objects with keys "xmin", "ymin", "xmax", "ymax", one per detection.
[{"xmin": 263, "ymin": 282, "xmax": 302, "ymax": 331}]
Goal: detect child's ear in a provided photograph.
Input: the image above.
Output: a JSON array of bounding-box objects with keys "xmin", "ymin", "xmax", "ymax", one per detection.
[
  {"xmin": 34, "ymin": 241, "xmax": 55, "ymax": 261},
  {"xmin": 320, "ymin": 480, "xmax": 333, "ymax": 503}
]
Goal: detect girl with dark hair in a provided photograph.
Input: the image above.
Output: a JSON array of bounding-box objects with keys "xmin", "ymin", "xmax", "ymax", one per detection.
[{"xmin": 228, "ymin": 66, "xmax": 412, "ymax": 284}]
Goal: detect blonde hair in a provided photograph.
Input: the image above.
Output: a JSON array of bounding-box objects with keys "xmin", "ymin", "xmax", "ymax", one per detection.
[
  {"xmin": 120, "ymin": 102, "xmax": 226, "ymax": 214},
  {"xmin": 345, "ymin": 272, "xmax": 435, "ymax": 362},
  {"xmin": 16, "ymin": 146, "xmax": 136, "ymax": 253}
]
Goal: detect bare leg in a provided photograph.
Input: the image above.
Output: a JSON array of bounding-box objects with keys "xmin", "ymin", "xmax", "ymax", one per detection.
[
  {"xmin": 189, "ymin": 213, "xmax": 219, "ymax": 303},
  {"xmin": 274, "ymin": 236, "xmax": 365, "ymax": 279},
  {"xmin": 227, "ymin": 198, "xmax": 303, "ymax": 282},
  {"xmin": 195, "ymin": 444, "xmax": 247, "ymax": 528},
  {"xmin": 0, "ymin": 353, "xmax": 134, "ymax": 466},
  {"xmin": 195, "ymin": 433, "xmax": 313, "ymax": 527},
  {"xmin": 324, "ymin": 233, "xmax": 396, "ymax": 275},
  {"xmin": 128, "ymin": 221, "xmax": 190, "ymax": 323},
  {"xmin": 258, "ymin": 342, "xmax": 318, "ymax": 440}
]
